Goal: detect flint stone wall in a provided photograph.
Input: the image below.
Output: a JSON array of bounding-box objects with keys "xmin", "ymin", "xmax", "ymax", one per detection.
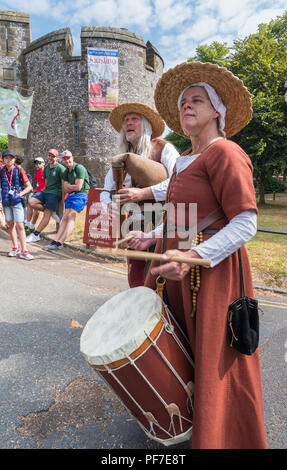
[
  {"xmin": 0, "ymin": 11, "xmax": 30, "ymax": 86},
  {"xmin": 21, "ymin": 26, "xmax": 164, "ymax": 185}
]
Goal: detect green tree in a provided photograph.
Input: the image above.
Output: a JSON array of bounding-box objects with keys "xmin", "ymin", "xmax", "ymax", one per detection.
[
  {"xmin": 0, "ymin": 135, "xmax": 8, "ymax": 152},
  {"xmin": 188, "ymin": 41, "xmax": 230, "ymax": 67},
  {"xmin": 229, "ymin": 13, "xmax": 287, "ymax": 204},
  {"xmin": 165, "ymin": 131, "xmax": 190, "ymax": 154}
]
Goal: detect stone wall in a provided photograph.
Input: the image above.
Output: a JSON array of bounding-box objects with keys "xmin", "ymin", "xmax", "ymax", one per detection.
[
  {"xmin": 0, "ymin": 11, "xmax": 31, "ymax": 157},
  {"xmin": 0, "ymin": 10, "xmax": 30, "ymax": 83},
  {"xmin": 21, "ymin": 26, "xmax": 164, "ymax": 185}
]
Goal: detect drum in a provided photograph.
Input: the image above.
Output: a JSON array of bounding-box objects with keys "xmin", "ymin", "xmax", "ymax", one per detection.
[
  {"xmin": 80, "ymin": 286, "xmax": 194, "ymax": 446},
  {"xmin": 112, "ymin": 152, "xmax": 168, "ymax": 188}
]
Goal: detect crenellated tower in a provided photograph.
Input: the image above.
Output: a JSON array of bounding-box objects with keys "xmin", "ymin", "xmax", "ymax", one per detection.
[{"xmin": 0, "ymin": 12, "xmax": 164, "ymax": 184}]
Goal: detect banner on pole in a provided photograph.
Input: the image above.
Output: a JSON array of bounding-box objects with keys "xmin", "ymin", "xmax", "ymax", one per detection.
[
  {"xmin": 0, "ymin": 87, "xmax": 33, "ymax": 139},
  {"xmin": 87, "ymin": 48, "xmax": 119, "ymax": 111}
]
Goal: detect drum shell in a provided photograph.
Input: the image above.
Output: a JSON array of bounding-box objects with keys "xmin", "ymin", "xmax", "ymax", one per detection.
[{"xmin": 91, "ymin": 312, "xmax": 194, "ymax": 445}]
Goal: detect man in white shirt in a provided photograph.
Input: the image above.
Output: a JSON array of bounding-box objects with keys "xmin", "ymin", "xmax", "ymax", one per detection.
[{"xmin": 101, "ymin": 102, "xmax": 179, "ymax": 287}]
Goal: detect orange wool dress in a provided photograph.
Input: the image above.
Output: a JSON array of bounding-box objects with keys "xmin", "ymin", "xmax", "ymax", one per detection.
[{"xmin": 145, "ymin": 139, "xmax": 267, "ymax": 449}]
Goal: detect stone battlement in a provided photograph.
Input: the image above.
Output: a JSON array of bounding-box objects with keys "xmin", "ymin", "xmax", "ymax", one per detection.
[{"xmin": 0, "ymin": 10, "xmax": 164, "ymax": 185}]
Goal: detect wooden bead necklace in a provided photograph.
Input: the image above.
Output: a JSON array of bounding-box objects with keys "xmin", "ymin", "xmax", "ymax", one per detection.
[{"xmin": 190, "ymin": 231, "xmax": 204, "ymax": 317}]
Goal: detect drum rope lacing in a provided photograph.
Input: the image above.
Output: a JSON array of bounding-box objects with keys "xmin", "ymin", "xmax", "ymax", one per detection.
[
  {"xmin": 156, "ymin": 302, "xmax": 194, "ymax": 414},
  {"xmin": 127, "ymin": 348, "xmax": 192, "ymax": 435},
  {"xmin": 144, "ymin": 330, "xmax": 194, "ymax": 419},
  {"xmin": 156, "ymin": 276, "xmax": 195, "ymax": 368},
  {"xmin": 160, "ymin": 303, "xmax": 195, "ymax": 368},
  {"xmin": 102, "ymin": 363, "xmax": 174, "ymax": 438},
  {"xmin": 101, "ymin": 291, "xmax": 194, "ymax": 439}
]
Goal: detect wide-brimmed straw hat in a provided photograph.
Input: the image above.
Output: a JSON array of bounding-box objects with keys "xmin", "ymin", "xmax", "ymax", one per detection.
[
  {"xmin": 154, "ymin": 61, "xmax": 252, "ymax": 137},
  {"xmin": 109, "ymin": 102, "xmax": 165, "ymax": 139}
]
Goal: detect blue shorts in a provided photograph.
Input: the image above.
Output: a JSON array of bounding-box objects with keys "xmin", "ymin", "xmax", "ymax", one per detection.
[
  {"xmin": 33, "ymin": 191, "xmax": 61, "ymax": 211},
  {"xmin": 65, "ymin": 193, "xmax": 88, "ymax": 212},
  {"xmin": 4, "ymin": 202, "xmax": 25, "ymax": 223}
]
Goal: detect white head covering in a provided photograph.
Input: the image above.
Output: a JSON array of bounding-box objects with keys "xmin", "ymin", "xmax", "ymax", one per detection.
[{"xmin": 177, "ymin": 82, "xmax": 226, "ymax": 136}]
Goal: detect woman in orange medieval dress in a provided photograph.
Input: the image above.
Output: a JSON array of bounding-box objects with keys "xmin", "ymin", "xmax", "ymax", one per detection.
[{"xmin": 129, "ymin": 61, "xmax": 267, "ymax": 449}]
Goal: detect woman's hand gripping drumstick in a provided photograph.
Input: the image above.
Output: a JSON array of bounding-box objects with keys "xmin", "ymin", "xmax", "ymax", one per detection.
[
  {"xmin": 113, "ymin": 234, "xmax": 135, "ymax": 248},
  {"xmin": 150, "ymin": 249, "xmax": 206, "ymax": 281},
  {"xmin": 113, "ymin": 230, "xmax": 157, "ymax": 250},
  {"xmin": 112, "ymin": 231, "xmax": 211, "ymax": 277},
  {"xmin": 113, "ymin": 245, "xmax": 210, "ymax": 275}
]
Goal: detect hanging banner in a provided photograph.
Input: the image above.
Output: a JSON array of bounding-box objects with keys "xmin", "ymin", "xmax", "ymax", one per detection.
[
  {"xmin": 87, "ymin": 48, "xmax": 119, "ymax": 111},
  {"xmin": 0, "ymin": 87, "xmax": 34, "ymax": 139}
]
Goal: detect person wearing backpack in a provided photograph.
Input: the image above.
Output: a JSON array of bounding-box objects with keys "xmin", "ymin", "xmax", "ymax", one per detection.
[
  {"xmin": 44, "ymin": 150, "xmax": 90, "ymax": 251},
  {"xmin": 0, "ymin": 149, "xmax": 34, "ymax": 260}
]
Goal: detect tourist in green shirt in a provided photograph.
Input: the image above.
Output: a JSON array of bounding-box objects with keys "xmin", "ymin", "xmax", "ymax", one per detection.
[
  {"xmin": 43, "ymin": 160, "xmax": 66, "ymax": 198},
  {"xmin": 26, "ymin": 148, "xmax": 65, "ymax": 243},
  {"xmin": 45, "ymin": 150, "xmax": 90, "ymax": 251},
  {"xmin": 62, "ymin": 158, "xmax": 90, "ymax": 195}
]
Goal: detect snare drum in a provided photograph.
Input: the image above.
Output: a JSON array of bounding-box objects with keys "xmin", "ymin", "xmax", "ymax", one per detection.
[{"xmin": 80, "ymin": 286, "xmax": 194, "ymax": 446}]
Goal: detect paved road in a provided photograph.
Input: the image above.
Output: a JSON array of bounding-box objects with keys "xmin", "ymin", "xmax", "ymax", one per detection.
[{"xmin": 0, "ymin": 229, "xmax": 286, "ymax": 450}]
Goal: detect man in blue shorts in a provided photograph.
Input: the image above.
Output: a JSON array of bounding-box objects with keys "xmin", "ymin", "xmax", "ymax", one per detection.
[
  {"xmin": 44, "ymin": 150, "xmax": 90, "ymax": 251},
  {"xmin": 26, "ymin": 149, "xmax": 65, "ymax": 243}
]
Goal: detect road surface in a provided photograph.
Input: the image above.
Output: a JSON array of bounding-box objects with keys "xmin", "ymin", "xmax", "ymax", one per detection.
[{"xmin": 0, "ymin": 229, "xmax": 286, "ymax": 450}]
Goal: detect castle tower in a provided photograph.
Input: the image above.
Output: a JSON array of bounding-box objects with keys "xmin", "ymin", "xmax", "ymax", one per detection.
[
  {"xmin": 21, "ymin": 26, "xmax": 164, "ymax": 184},
  {"xmin": 0, "ymin": 10, "xmax": 31, "ymax": 155}
]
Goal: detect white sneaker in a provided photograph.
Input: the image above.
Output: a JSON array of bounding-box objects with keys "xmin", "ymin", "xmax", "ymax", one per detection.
[
  {"xmin": 25, "ymin": 221, "xmax": 34, "ymax": 228},
  {"xmin": 18, "ymin": 251, "xmax": 34, "ymax": 261},
  {"xmin": 52, "ymin": 212, "xmax": 60, "ymax": 223},
  {"xmin": 26, "ymin": 232, "xmax": 41, "ymax": 242},
  {"xmin": 8, "ymin": 247, "xmax": 20, "ymax": 257}
]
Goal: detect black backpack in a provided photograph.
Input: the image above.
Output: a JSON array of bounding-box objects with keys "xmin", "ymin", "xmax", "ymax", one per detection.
[
  {"xmin": 86, "ymin": 169, "xmax": 97, "ymax": 189},
  {"xmin": 75, "ymin": 164, "xmax": 97, "ymax": 189}
]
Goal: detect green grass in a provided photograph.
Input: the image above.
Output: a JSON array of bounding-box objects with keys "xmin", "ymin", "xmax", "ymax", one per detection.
[{"xmin": 247, "ymin": 196, "xmax": 287, "ymax": 289}]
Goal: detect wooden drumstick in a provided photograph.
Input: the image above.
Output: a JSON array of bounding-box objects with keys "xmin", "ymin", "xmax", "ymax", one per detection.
[
  {"xmin": 113, "ymin": 234, "xmax": 135, "ymax": 247},
  {"xmin": 112, "ymin": 248, "xmax": 211, "ymax": 267}
]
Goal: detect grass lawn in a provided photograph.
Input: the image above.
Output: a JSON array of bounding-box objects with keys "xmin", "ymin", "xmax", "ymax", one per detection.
[
  {"xmin": 46, "ymin": 193, "xmax": 287, "ymax": 290},
  {"xmin": 247, "ymin": 195, "xmax": 287, "ymax": 290}
]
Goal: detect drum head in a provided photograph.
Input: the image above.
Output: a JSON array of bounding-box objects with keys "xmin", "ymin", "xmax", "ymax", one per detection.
[{"xmin": 80, "ymin": 286, "xmax": 163, "ymax": 366}]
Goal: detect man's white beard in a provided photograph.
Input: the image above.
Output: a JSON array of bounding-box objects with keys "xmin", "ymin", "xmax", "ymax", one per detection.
[{"xmin": 125, "ymin": 131, "xmax": 138, "ymax": 143}]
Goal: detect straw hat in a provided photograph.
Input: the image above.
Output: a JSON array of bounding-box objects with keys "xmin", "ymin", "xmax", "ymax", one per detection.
[
  {"xmin": 109, "ymin": 102, "xmax": 165, "ymax": 139},
  {"xmin": 154, "ymin": 61, "xmax": 252, "ymax": 138}
]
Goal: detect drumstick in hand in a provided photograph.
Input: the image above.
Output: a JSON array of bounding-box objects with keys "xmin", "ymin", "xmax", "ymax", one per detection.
[
  {"xmin": 113, "ymin": 234, "xmax": 135, "ymax": 247},
  {"xmin": 112, "ymin": 248, "xmax": 211, "ymax": 267}
]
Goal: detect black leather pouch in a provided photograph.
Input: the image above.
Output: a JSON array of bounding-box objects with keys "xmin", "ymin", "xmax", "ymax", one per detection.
[{"xmin": 227, "ymin": 249, "xmax": 259, "ymax": 355}]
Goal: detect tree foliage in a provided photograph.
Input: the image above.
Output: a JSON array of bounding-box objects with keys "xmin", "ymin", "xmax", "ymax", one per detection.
[
  {"xmin": 0, "ymin": 135, "xmax": 8, "ymax": 152},
  {"xmin": 165, "ymin": 131, "xmax": 190, "ymax": 154},
  {"xmin": 188, "ymin": 41, "xmax": 230, "ymax": 67},
  {"xmin": 229, "ymin": 13, "xmax": 287, "ymax": 204},
  {"xmin": 164, "ymin": 13, "xmax": 287, "ymax": 203},
  {"xmin": 171, "ymin": 14, "xmax": 287, "ymax": 204}
]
